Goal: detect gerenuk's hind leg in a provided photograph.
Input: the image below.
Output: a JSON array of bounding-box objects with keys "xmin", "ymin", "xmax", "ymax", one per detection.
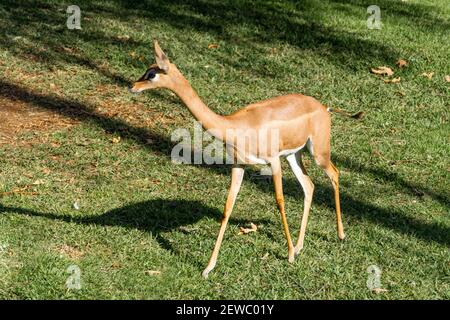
[
  {"xmin": 326, "ymin": 161, "xmax": 345, "ymax": 239},
  {"xmin": 318, "ymin": 158, "xmax": 345, "ymax": 240},
  {"xmin": 310, "ymin": 129, "xmax": 345, "ymax": 241},
  {"xmin": 286, "ymin": 152, "xmax": 315, "ymax": 255}
]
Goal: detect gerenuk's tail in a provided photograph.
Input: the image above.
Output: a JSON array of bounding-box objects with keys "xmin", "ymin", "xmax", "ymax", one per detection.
[{"xmin": 326, "ymin": 106, "xmax": 364, "ymax": 120}]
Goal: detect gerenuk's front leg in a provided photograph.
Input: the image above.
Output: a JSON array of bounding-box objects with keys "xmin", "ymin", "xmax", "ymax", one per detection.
[
  {"xmin": 270, "ymin": 157, "xmax": 295, "ymax": 263},
  {"xmin": 202, "ymin": 166, "xmax": 244, "ymax": 278}
]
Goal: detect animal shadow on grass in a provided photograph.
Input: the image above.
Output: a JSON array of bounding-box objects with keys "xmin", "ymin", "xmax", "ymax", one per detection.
[{"xmin": 0, "ymin": 199, "xmax": 271, "ymax": 268}]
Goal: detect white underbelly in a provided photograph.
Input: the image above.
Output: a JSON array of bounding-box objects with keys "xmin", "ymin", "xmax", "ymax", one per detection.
[
  {"xmin": 227, "ymin": 138, "xmax": 312, "ymax": 165},
  {"xmin": 246, "ymin": 154, "xmax": 269, "ymax": 165},
  {"xmin": 278, "ymin": 142, "xmax": 307, "ymax": 157}
]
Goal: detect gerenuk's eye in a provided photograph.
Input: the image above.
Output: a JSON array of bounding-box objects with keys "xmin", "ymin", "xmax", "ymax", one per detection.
[{"xmin": 145, "ymin": 69, "xmax": 156, "ymax": 80}]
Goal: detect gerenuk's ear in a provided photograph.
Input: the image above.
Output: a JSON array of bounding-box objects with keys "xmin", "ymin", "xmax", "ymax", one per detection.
[{"xmin": 154, "ymin": 40, "xmax": 170, "ymax": 72}]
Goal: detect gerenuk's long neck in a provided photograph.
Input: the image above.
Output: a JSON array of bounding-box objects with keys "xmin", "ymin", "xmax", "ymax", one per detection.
[{"xmin": 170, "ymin": 70, "xmax": 230, "ymax": 139}]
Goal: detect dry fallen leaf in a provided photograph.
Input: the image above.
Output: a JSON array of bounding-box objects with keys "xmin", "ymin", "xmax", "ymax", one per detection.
[
  {"xmin": 239, "ymin": 223, "xmax": 258, "ymax": 235},
  {"xmin": 145, "ymin": 270, "xmax": 161, "ymax": 276},
  {"xmin": 111, "ymin": 137, "xmax": 121, "ymax": 144},
  {"xmin": 0, "ymin": 185, "xmax": 38, "ymax": 197},
  {"xmin": 384, "ymin": 77, "xmax": 401, "ymax": 83},
  {"xmin": 61, "ymin": 46, "xmax": 74, "ymax": 53},
  {"xmin": 32, "ymin": 179, "xmax": 45, "ymax": 185},
  {"xmin": 372, "ymin": 288, "xmax": 389, "ymax": 294},
  {"xmin": 208, "ymin": 44, "xmax": 219, "ymax": 49},
  {"xmin": 371, "ymin": 66, "xmax": 394, "ymax": 76},
  {"xmin": 445, "ymin": 75, "xmax": 450, "ymax": 82},
  {"xmin": 421, "ymin": 72, "xmax": 434, "ymax": 80},
  {"xmin": 396, "ymin": 59, "xmax": 407, "ymax": 68},
  {"xmin": 117, "ymin": 35, "xmax": 130, "ymax": 42}
]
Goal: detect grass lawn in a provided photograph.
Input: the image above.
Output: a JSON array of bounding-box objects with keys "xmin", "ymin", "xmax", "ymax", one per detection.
[{"xmin": 0, "ymin": 0, "xmax": 449, "ymax": 299}]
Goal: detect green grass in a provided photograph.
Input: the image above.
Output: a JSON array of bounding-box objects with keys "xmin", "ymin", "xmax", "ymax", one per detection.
[{"xmin": 0, "ymin": 0, "xmax": 449, "ymax": 299}]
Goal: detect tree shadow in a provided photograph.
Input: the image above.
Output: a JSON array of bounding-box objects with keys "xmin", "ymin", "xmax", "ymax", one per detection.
[
  {"xmin": 1, "ymin": 0, "xmax": 447, "ymax": 84},
  {"xmin": 0, "ymin": 79, "xmax": 171, "ymax": 154},
  {"xmin": 1, "ymin": 0, "xmax": 439, "ymax": 84},
  {"xmin": 328, "ymin": 0, "xmax": 449, "ymax": 33},
  {"xmin": 0, "ymin": 0, "xmax": 145, "ymax": 87},
  {"xmin": 113, "ymin": 0, "xmax": 401, "ymax": 71}
]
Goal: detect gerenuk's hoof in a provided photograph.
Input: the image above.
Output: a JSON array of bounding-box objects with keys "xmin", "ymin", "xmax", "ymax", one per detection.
[
  {"xmin": 294, "ymin": 244, "xmax": 303, "ymax": 257},
  {"xmin": 288, "ymin": 252, "xmax": 295, "ymax": 263},
  {"xmin": 202, "ymin": 266, "xmax": 214, "ymax": 279}
]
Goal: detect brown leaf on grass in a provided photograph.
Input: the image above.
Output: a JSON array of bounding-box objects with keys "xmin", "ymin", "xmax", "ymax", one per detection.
[
  {"xmin": 445, "ymin": 75, "xmax": 450, "ymax": 82},
  {"xmin": 372, "ymin": 288, "xmax": 389, "ymax": 294},
  {"xmin": 60, "ymin": 46, "xmax": 75, "ymax": 53},
  {"xmin": 208, "ymin": 44, "xmax": 219, "ymax": 49},
  {"xmin": 396, "ymin": 59, "xmax": 407, "ymax": 68},
  {"xmin": 238, "ymin": 223, "xmax": 258, "ymax": 235},
  {"xmin": 32, "ymin": 179, "xmax": 45, "ymax": 185},
  {"xmin": 116, "ymin": 35, "xmax": 130, "ymax": 42},
  {"xmin": 145, "ymin": 270, "xmax": 161, "ymax": 276},
  {"xmin": 111, "ymin": 137, "xmax": 121, "ymax": 144},
  {"xmin": 371, "ymin": 66, "xmax": 394, "ymax": 76},
  {"xmin": 0, "ymin": 185, "xmax": 38, "ymax": 197},
  {"xmin": 421, "ymin": 72, "xmax": 434, "ymax": 80},
  {"xmin": 384, "ymin": 77, "xmax": 401, "ymax": 83}
]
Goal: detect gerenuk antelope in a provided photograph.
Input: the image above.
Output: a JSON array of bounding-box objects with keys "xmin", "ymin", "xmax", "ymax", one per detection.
[{"xmin": 130, "ymin": 41, "xmax": 361, "ymax": 278}]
